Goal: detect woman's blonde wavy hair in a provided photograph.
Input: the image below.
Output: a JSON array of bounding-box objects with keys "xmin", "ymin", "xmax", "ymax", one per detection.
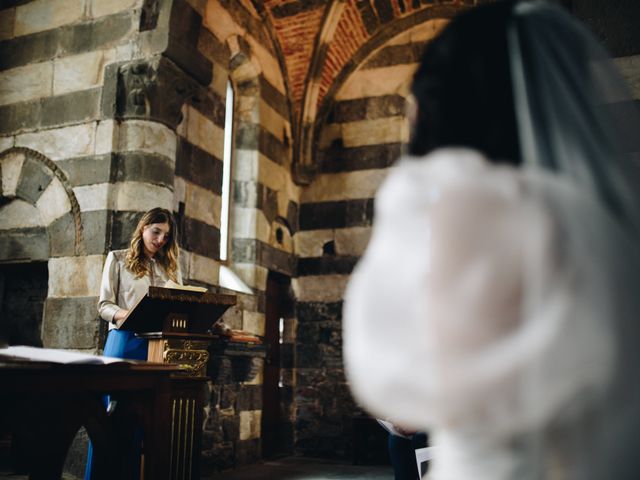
[{"xmin": 125, "ymin": 208, "xmax": 180, "ymax": 281}]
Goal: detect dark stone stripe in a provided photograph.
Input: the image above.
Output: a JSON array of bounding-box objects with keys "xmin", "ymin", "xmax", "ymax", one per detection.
[
  {"xmin": 57, "ymin": 154, "xmax": 114, "ymax": 186},
  {"xmin": 0, "ymin": 227, "xmax": 49, "ymax": 262},
  {"xmin": 236, "ymin": 124, "xmax": 289, "ymax": 165},
  {"xmin": 16, "ymin": 156, "xmax": 54, "ymax": 204},
  {"xmin": 299, "ymin": 199, "xmax": 374, "ymax": 230},
  {"xmin": 190, "ymin": 90, "xmax": 225, "ymax": 129},
  {"xmin": 0, "ymin": 11, "xmax": 135, "ymax": 71},
  {"xmin": 59, "ymin": 152, "xmax": 174, "ymax": 188},
  {"xmin": 318, "ymin": 142, "xmax": 401, "ymax": 173},
  {"xmin": 328, "ymin": 94, "xmax": 406, "ymax": 123},
  {"xmin": 232, "ymin": 238, "xmax": 296, "ymax": 277},
  {"xmin": 49, "ymin": 213, "xmax": 76, "ymax": 257},
  {"xmin": 286, "ymin": 200, "xmax": 299, "ymax": 234},
  {"xmin": 363, "ymin": 41, "xmax": 427, "ymax": 69},
  {"xmin": 356, "ymin": 0, "xmax": 380, "ymax": 35},
  {"xmin": 110, "ymin": 210, "xmax": 146, "ymax": 250},
  {"xmin": 0, "ymin": 0, "xmax": 32, "ymax": 9},
  {"xmin": 198, "ymin": 27, "xmax": 231, "ymax": 66},
  {"xmin": 115, "ymin": 151, "xmax": 174, "ymax": 188},
  {"xmin": 373, "ymin": 0, "xmax": 395, "ymax": 24},
  {"xmin": 297, "ymin": 255, "xmax": 359, "ymax": 276},
  {"xmin": 260, "ymin": 127, "xmax": 289, "ymax": 165},
  {"xmin": 42, "ymin": 296, "xmax": 100, "ymax": 349},
  {"xmin": 80, "ymin": 210, "xmax": 109, "ymax": 255},
  {"xmin": 233, "ymin": 181, "xmax": 278, "ymax": 223},
  {"xmin": 235, "ymin": 122, "xmax": 258, "ymax": 150},
  {"xmin": 0, "ymin": 97, "xmax": 40, "ymax": 135},
  {"xmin": 296, "ymin": 320, "xmax": 342, "ymax": 346},
  {"xmin": 0, "ymin": 88, "xmax": 102, "ymax": 135},
  {"xmin": 236, "ymin": 384, "xmax": 263, "ymax": 411},
  {"xmin": 296, "ymin": 301, "xmax": 344, "ymax": 323},
  {"xmin": 235, "ymin": 438, "xmax": 260, "ymax": 466},
  {"xmin": 271, "ymin": 0, "xmax": 325, "ymax": 18},
  {"xmin": 260, "ymin": 75, "xmax": 290, "ymax": 120},
  {"xmin": 176, "ymin": 138, "xmax": 223, "ymax": 194},
  {"xmin": 280, "ymin": 344, "xmax": 294, "ymax": 369},
  {"xmin": 225, "ymin": 0, "xmax": 273, "ymax": 54},
  {"xmin": 182, "ymin": 216, "xmax": 220, "ymax": 259},
  {"xmin": 233, "ymin": 180, "xmax": 259, "ymax": 209},
  {"xmin": 165, "ymin": 0, "xmax": 213, "ymax": 86},
  {"xmin": 42, "ymin": 88, "xmax": 102, "ymax": 128}
]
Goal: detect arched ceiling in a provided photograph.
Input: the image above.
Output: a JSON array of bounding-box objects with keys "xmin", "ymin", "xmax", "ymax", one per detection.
[{"xmin": 238, "ymin": 0, "xmax": 482, "ymax": 182}]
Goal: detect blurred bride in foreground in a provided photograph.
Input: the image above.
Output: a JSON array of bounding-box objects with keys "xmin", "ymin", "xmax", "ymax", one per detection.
[{"xmin": 343, "ymin": 1, "xmax": 640, "ymax": 478}]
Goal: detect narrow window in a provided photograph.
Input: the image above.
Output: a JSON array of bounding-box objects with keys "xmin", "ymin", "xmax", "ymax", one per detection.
[{"xmin": 220, "ymin": 79, "xmax": 234, "ymax": 261}]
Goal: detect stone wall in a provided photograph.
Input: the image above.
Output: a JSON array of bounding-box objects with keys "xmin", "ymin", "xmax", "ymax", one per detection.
[
  {"xmin": 293, "ymin": 19, "xmax": 447, "ymax": 458},
  {"xmin": 0, "ymin": 0, "xmax": 299, "ymax": 473},
  {"xmin": 292, "ymin": 0, "xmax": 640, "ymax": 461},
  {"xmin": 193, "ymin": 0, "xmax": 299, "ymax": 470}
]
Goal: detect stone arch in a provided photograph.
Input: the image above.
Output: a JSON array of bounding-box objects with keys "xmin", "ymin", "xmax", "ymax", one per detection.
[
  {"xmin": 0, "ymin": 146, "xmax": 85, "ymax": 259},
  {"xmin": 307, "ymin": 6, "xmax": 465, "ymax": 175},
  {"xmin": 0, "ymin": 147, "xmax": 98, "ymax": 350}
]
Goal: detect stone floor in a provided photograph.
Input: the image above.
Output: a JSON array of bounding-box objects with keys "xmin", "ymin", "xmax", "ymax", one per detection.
[
  {"xmin": 203, "ymin": 456, "xmax": 393, "ymax": 480},
  {"xmin": 0, "ymin": 457, "xmax": 393, "ymax": 480}
]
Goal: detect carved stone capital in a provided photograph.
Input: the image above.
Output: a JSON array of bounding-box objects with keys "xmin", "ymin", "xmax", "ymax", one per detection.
[{"xmin": 103, "ymin": 56, "xmax": 204, "ymax": 129}]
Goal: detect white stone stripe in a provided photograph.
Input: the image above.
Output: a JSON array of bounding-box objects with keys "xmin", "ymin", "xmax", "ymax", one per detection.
[
  {"xmin": 118, "ymin": 120, "xmax": 178, "ymax": 162},
  {"xmin": 257, "ymin": 152, "xmax": 301, "ymax": 197},
  {"xmin": 614, "ymin": 55, "xmax": 640, "ymax": 100},
  {"xmin": 36, "ymin": 178, "xmax": 71, "ymax": 225},
  {"xmin": 239, "ymin": 410, "xmax": 262, "ymax": 440},
  {"xmin": 336, "ymin": 64, "xmax": 418, "ymax": 100},
  {"xmin": 301, "ymin": 168, "xmax": 388, "ymax": 203},
  {"xmin": 0, "ymin": 198, "xmax": 44, "ymax": 229},
  {"xmin": 73, "ymin": 183, "xmax": 110, "ymax": 212},
  {"xmin": 0, "ymin": 136, "xmax": 14, "ymax": 152},
  {"xmin": 15, "ymin": 0, "xmax": 84, "ymax": 37},
  {"xmin": 74, "ymin": 182, "xmax": 173, "ymax": 212},
  {"xmin": 386, "ymin": 18, "xmax": 448, "ymax": 46},
  {"xmin": 233, "ymin": 206, "xmax": 270, "ymax": 244},
  {"xmin": 15, "ymin": 123, "xmax": 97, "ymax": 160},
  {"xmin": 242, "ymin": 310, "xmax": 265, "ymax": 336},
  {"xmin": 182, "ymin": 250, "xmax": 220, "ymax": 286},
  {"xmin": 177, "ymin": 106, "xmax": 224, "ymax": 159},
  {"xmin": 53, "ymin": 50, "xmax": 114, "ymax": 96},
  {"xmin": 320, "ymin": 116, "xmax": 409, "ymax": 149},
  {"xmin": 88, "ymin": 0, "xmax": 142, "ymax": 19},
  {"xmin": 259, "ymin": 98, "xmax": 290, "ymax": 142},
  {"xmin": 1, "ymin": 150, "xmax": 25, "ymax": 196},
  {"xmin": 234, "ymin": 149, "xmax": 302, "ymax": 203},
  {"xmin": 234, "ymin": 263, "xmax": 268, "ymax": 291},
  {"xmin": 48, "ymin": 254, "xmax": 105, "ymax": 298},
  {"xmin": 292, "ymin": 274, "xmax": 350, "ymax": 303},
  {"xmin": 0, "ymin": 61, "xmax": 53, "ymax": 106},
  {"xmin": 184, "ymin": 180, "xmax": 222, "ymax": 228},
  {"xmin": 295, "ymin": 226, "xmax": 372, "ymax": 258},
  {"xmin": 116, "ymin": 181, "xmax": 173, "ymax": 211}
]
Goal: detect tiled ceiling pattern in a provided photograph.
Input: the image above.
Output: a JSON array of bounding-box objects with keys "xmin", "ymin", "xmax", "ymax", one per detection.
[{"xmin": 258, "ymin": 0, "xmax": 470, "ymax": 115}]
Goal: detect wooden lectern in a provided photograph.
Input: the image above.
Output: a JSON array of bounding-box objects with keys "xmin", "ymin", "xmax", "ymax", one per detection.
[{"xmin": 121, "ymin": 286, "xmax": 236, "ymax": 479}]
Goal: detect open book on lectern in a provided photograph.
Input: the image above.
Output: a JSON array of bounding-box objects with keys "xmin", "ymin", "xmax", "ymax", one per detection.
[{"xmin": 119, "ymin": 285, "xmax": 236, "ymax": 334}]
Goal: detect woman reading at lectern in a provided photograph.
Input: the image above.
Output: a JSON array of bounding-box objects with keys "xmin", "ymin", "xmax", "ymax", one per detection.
[
  {"xmin": 85, "ymin": 207, "xmax": 182, "ymax": 479},
  {"xmin": 98, "ymin": 207, "xmax": 182, "ymax": 360}
]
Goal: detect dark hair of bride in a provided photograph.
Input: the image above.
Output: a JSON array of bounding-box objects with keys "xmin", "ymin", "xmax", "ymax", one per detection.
[{"xmin": 408, "ymin": 1, "xmax": 521, "ymax": 166}]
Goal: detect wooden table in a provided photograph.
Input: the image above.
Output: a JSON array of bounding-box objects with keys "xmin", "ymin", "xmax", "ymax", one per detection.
[{"xmin": 0, "ymin": 359, "xmax": 190, "ymax": 480}]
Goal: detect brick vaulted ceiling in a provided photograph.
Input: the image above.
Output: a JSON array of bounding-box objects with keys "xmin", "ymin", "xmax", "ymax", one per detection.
[{"xmin": 245, "ymin": 0, "xmax": 478, "ymax": 180}]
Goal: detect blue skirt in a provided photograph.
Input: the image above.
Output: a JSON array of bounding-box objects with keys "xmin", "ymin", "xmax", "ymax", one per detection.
[{"xmin": 84, "ymin": 330, "xmax": 148, "ymax": 479}]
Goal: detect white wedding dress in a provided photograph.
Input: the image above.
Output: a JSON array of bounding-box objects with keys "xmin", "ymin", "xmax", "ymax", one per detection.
[{"xmin": 343, "ymin": 148, "xmax": 640, "ymax": 479}]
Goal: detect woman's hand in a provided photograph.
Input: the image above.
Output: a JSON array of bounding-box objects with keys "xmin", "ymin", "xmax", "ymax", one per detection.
[{"xmin": 114, "ymin": 309, "xmax": 129, "ymax": 321}]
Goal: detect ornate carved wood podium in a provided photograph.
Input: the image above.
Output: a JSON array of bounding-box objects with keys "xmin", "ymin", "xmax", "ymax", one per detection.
[{"xmin": 121, "ymin": 286, "xmax": 236, "ymax": 479}]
